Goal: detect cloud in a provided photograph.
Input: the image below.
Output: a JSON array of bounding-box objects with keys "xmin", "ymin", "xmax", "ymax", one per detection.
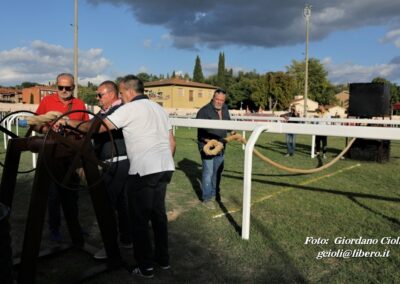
[
  {"xmin": 86, "ymin": 0, "xmax": 400, "ymax": 49},
  {"xmin": 0, "ymin": 40, "xmax": 111, "ymax": 86},
  {"xmin": 323, "ymin": 57, "xmax": 400, "ymax": 84},
  {"xmin": 380, "ymin": 28, "xmax": 400, "ymax": 48}
]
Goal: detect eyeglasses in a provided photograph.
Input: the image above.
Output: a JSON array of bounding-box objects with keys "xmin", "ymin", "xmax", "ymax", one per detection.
[
  {"xmin": 58, "ymin": 85, "xmax": 73, "ymax": 92},
  {"xmin": 97, "ymin": 93, "xmax": 106, "ymax": 98}
]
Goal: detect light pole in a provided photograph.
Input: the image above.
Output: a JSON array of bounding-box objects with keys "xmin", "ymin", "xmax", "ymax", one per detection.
[
  {"xmin": 303, "ymin": 4, "xmax": 311, "ymax": 117},
  {"xmin": 73, "ymin": 0, "xmax": 79, "ymax": 98}
]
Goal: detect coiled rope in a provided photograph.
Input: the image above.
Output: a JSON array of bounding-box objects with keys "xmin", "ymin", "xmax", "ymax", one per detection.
[{"xmin": 203, "ymin": 133, "xmax": 356, "ymax": 174}]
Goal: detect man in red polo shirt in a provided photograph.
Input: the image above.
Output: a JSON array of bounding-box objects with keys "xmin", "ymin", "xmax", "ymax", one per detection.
[{"xmin": 36, "ymin": 72, "xmax": 88, "ymax": 242}]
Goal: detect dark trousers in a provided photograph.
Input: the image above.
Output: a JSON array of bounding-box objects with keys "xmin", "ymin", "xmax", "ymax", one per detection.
[
  {"xmin": 126, "ymin": 171, "xmax": 173, "ymax": 270},
  {"xmin": 315, "ymin": 136, "xmax": 328, "ymax": 154},
  {"xmin": 103, "ymin": 159, "xmax": 132, "ymax": 244},
  {"xmin": 47, "ymin": 181, "xmax": 80, "ymax": 234}
]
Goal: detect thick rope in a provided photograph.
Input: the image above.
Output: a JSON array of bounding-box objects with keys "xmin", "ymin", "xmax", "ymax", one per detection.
[
  {"xmin": 25, "ymin": 111, "xmax": 63, "ymax": 126},
  {"xmin": 203, "ymin": 134, "xmax": 356, "ymax": 174},
  {"xmin": 203, "ymin": 139, "xmax": 224, "ymax": 155}
]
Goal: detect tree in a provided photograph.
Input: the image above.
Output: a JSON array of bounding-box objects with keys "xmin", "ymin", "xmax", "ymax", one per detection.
[
  {"xmin": 371, "ymin": 77, "xmax": 400, "ymax": 104},
  {"xmin": 250, "ymin": 72, "xmax": 298, "ymax": 111},
  {"xmin": 286, "ymin": 58, "xmax": 335, "ymax": 105},
  {"xmin": 78, "ymin": 85, "xmax": 97, "ymax": 105},
  {"xmin": 192, "ymin": 55, "xmax": 205, "ymax": 83},
  {"xmin": 217, "ymin": 52, "xmax": 226, "ymax": 89},
  {"xmin": 172, "ymin": 70, "xmax": 176, "ymax": 78}
]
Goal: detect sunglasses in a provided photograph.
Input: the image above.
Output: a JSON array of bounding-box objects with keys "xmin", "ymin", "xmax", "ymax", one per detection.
[
  {"xmin": 58, "ymin": 85, "xmax": 73, "ymax": 92},
  {"xmin": 97, "ymin": 93, "xmax": 106, "ymax": 98}
]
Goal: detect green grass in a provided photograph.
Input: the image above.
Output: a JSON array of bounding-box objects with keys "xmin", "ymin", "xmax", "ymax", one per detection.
[{"xmin": 3, "ymin": 127, "xmax": 400, "ymax": 283}]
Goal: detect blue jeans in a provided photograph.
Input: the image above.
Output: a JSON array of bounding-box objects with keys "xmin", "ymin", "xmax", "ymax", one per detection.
[
  {"xmin": 286, "ymin": 134, "xmax": 296, "ymax": 155},
  {"xmin": 201, "ymin": 155, "xmax": 224, "ymax": 202}
]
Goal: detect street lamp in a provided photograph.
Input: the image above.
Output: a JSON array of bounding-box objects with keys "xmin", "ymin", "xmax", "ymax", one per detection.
[
  {"xmin": 73, "ymin": 0, "xmax": 79, "ymax": 98},
  {"xmin": 303, "ymin": 4, "xmax": 312, "ymax": 117}
]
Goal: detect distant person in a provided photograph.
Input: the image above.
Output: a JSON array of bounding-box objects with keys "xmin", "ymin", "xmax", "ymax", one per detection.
[
  {"xmin": 35, "ymin": 72, "xmax": 89, "ymax": 242},
  {"xmin": 315, "ymin": 104, "xmax": 331, "ymax": 159},
  {"xmin": 282, "ymin": 106, "xmax": 300, "ymax": 156},
  {"xmin": 91, "ymin": 81, "xmax": 132, "ymax": 259},
  {"xmin": 196, "ymin": 88, "xmax": 232, "ymax": 209}
]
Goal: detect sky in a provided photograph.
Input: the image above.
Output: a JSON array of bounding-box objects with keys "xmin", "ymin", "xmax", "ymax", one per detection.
[{"xmin": 0, "ymin": 0, "xmax": 400, "ymax": 87}]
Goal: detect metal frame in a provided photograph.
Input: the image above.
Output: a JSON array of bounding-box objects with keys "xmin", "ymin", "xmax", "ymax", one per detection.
[{"xmin": 171, "ymin": 117, "xmax": 400, "ymax": 240}]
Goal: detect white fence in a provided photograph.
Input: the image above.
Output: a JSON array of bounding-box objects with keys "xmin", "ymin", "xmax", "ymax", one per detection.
[{"xmin": 170, "ymin": 117, "xmax": 400, "ymax": 240}]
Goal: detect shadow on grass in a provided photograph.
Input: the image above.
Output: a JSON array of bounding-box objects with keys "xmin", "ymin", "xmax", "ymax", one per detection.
[
  {"xmin": 258, "ymin": 141, "xmax": 311, "ymax": 156},
  {"xmin": 251, "ymin": 216, "xmax": 309, "ymax": 283},
  {"xmin": 216, "ymin": 200, "xmax": 241, "ymax": 234},
  {"xmin": 224, "ymin": 174, "xmax": 400, "ymax": 203},
  {"xmin": 177, "ymin": 158, "xmax": 202, "ymax": 201},
  {"xmin": 223, "ymin": 174, "xmax": 400, "ymax": 227},
  {"xmin": 348, "ymin": 196, "xmax": 400, "ymax": 227},
  {"xmin": 223, "ymin": 168, "xmax": 305, "ymax": 178}
]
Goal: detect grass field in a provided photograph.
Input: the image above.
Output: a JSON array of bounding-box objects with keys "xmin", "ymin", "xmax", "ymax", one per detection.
[{"xmin": 3, "ymin": 127, "xmax": 400, "ymax": 283}]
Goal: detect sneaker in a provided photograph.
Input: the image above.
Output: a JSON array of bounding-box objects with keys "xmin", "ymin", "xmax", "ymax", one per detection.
[
  {"xmin": 202, "ymin": 201, "xmax": 215, "ymax": 209},
  {"xmin": 131, "ymin": 266, "xmax": 154, "ymax": 279},
  {"xmin": 94, "ymin": 248, "xmax": 107, "ymax": 260},
  {"xmin": 159, "ymin": 263, "xmax": 171, "ymax": 270},
  {"xmin": 284, "ymin": 153, "xmax": 290, "ymax": 157},
  {"xmin": 323, "ymin": 154, "xmax": 327, "ymax": 159}
]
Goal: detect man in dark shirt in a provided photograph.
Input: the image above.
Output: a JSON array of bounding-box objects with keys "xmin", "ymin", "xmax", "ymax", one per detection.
[
  {"xmin": 92, "ymin": 80, "xmax": 132, "ymax": 259},
  {"xmin": 196, "ymin": 89, "xmax": 231, "ymax": 209}
]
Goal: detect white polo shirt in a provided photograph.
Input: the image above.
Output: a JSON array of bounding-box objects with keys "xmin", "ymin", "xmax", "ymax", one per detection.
[{"xmin": 106, "ymin": 97, "xmax": 175, "ymax": 176}]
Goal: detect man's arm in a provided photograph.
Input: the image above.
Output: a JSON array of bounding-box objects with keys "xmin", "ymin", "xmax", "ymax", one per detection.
[
  {"xmin": 169, "ymin": 129, "xmax": 176, "ymax": 156},
  {"xmin": 60, "ymin": 117, "xmax": 116, "ymax": 133}
]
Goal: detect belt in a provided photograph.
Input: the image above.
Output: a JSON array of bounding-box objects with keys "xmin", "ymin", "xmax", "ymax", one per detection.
[{"xmin": 104, "ymin": 155, "xmax": 128, "ymax": 163}]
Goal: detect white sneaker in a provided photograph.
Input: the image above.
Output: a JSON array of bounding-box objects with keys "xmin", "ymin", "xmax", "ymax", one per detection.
[
  {"xmin": 202, "ymin": 201, "xmax": 216, "ymax": 209},
  {"xmin": 94, "ymin": 248, "xmax": 107, "ymax": 259}
]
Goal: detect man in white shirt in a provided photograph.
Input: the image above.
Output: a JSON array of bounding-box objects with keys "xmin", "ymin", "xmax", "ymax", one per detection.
[
  {"xmin": 106, "ymin": 75, "xmax": 175, "ymax": 278},
  {"xmin": 64, "ymin": 75, "xmax": 175, "ymax": 278}
]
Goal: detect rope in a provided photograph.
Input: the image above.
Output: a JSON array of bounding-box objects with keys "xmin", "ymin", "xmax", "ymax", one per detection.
[
  {"xmin": 203, "ymin": 134, "xmax": 357, "ymax": 174},
  {"xmin": 25, "ymin": 111, "xmax": 63, "ymax": 126}
]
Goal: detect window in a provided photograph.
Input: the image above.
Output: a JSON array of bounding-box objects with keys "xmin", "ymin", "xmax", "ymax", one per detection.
[
  {"xmin": 189, "ymin": 90, "xmax": 194, "ymax": 102},
  {"xmin": 198, "ymin": 90, "xmax": 203, "ymax": 98}
]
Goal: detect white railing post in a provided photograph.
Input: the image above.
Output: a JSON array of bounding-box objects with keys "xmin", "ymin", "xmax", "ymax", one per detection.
[
  {"xmin": 242, "ymin": 125, "xmax": 269, "ymax": 240},
  {"xmin": 242, "ymin": 131, "xmax": 246, "ymax": 150},
  {"xmin": 311, "ymin": 135, "xmax": 316, "ymax": 158}
]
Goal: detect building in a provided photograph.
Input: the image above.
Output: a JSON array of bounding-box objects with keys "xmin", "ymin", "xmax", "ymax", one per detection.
[
  {"xmin": 327, "ymin": 105, "xmax": 347, "ymax": 118},
  {"xmin": 289, "ymin": 96, "xmax": 318, "ymax": 117},
  {"xmin": 144, "ymin": 77, "xmax": 218, "ymax": 108},
  {"xmin": 22, "ymin": 86, "xmax": 57, "ymax": 104},
  {"xmin": 335, "ymin": 90, "xmax": 349, "ymax": 109},
  {"xmin": 0, "ymin": 87, "xmax": 23, "ymax": 103}
]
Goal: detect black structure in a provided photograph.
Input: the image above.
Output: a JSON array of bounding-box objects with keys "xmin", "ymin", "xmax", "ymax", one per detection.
[
  {"xmin": 346, "ymin": 139, "xmax": 390, "ymax": 163},
  {"xmin": 0, "ymin": 112, "xmax": 122, "ymax": 283},
  {"xmin": 0, "ymin": 203, "xmax": 13, "ymax": 284},
  {"xmin": 347, "ymin": 82, "xmax": 391, "ymax": 163},
  {"xmin": 348, "ymin": 82, "xmax": 391, "ymax": 117}
]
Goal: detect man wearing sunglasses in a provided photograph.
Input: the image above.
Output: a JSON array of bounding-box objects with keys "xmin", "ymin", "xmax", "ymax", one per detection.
[
  {"xmin": 35, "ymin": 73, "xmax": 89, "ymax": 242},
  {"xmin": 91, "ymin": 81, "xmax": 132, "ymax": 259},
  {"xmin": 60, "ymin": 75, "xmax": 176, "ymax": 279}
]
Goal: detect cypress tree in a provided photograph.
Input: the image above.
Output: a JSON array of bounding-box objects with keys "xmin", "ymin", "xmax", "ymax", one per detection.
[
  {"xmin": 193, "ymin": 55, "xmax": 205, "ymax": 83},
  {"xmin": 217, "ymin": 52, "xmax": 225, "ymax": 88}
]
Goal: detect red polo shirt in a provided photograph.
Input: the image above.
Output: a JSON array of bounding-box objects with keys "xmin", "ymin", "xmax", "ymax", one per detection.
[{"xmin": 36, "ymin": 94, "xmax": 89, "ymax": 121}]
